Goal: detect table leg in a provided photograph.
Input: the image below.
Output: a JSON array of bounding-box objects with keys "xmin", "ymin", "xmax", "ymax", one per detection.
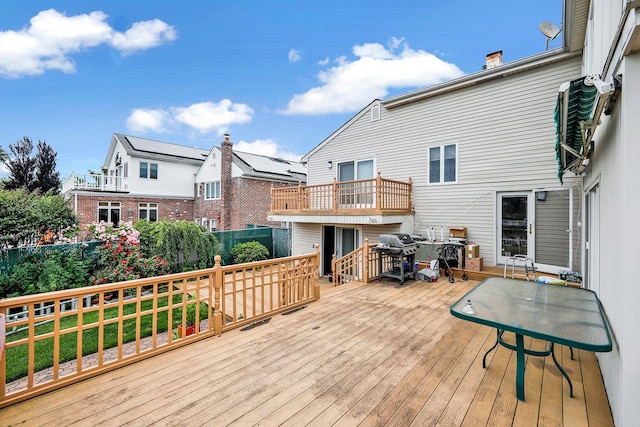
[
  {"xmin": 516, "ymin": 333, "xmax": 525, "ymax": 401},
  {"xmin": 551, "ymin": 343, "xmax": 574, "ymax": 397},
  {"xmin": 483, "ymin": 329, "xmax": 501, "ymax": 368}
]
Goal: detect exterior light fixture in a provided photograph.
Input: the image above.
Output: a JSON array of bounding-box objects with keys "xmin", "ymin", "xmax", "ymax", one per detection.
[{"xmin": 328, "ymin": 160, "xmax": 333, "ymax": 169}]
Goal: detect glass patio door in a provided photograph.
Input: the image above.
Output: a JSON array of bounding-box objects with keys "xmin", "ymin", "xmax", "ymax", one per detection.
[
  {"xmin": 497, "ymin": 193, "xmax": 532, "ymax": 265},
  {"xmin": 498, "ymin": 189, "xmax": 574, "ymax": 273}
]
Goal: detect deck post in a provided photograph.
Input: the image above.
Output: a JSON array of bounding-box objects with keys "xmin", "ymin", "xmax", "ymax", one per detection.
[
  {"xmin": 313, "ymin": 244, "xmax": 321, "ymax": 299},
  {"xmin": 213, "ymin": 255, "xmax": 223, "ymax": 336},
  {"xmin": 297, "ymin": 181, "xmax": 303, "ymax": 211},
  {"xmin": 332, "ymin": 178, "xmax": 338, "ymax": 212},
  {"xmin": 376, "ymin": 172, "xmax": 382, "ymax": 212},
  {"xmin": 363, "ymin": 238, "xmax": 370, "ymax": 283}
]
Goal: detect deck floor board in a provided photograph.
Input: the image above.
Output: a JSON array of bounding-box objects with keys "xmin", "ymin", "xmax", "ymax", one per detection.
[{"xmin": 0, "ymin": 278, "xmax": 614, "ymax": 426}]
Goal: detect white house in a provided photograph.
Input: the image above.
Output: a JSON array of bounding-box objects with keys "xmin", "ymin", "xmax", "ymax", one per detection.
[
  {"xmin": 269, "ymin": 0, "xmax": 640, "ymax": 424},
  {"xmin": 270, "ymin": 48, "xmax": 584, "ymax": 278},
  {"xmin": 62, "ymin": 133, "xmax": 306, "ymax": 230}
]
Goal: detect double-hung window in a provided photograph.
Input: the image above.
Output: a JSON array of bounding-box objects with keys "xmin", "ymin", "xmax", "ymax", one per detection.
[
  {"xmin": 428, "ymin": 143, "xmax": 457, "ymax": 184},
  {"xmin": 138, "ymin": 203, "xmax": 158, "ymax": 222},
  {"xmin": 98, "ymin": 201, "xmax": 121, "ymax": 227},
  {"xmin": 205, "ymin": 181, "xmax": 221, "ymax": 200},
  {"xmin": 140, "ymin": 162, "xmax": 158, "ymax": 179}
]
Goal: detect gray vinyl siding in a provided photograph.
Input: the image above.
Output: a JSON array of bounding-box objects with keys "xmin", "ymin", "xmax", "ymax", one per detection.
[
  {"xmin": 306, "ymin": 53, "xmax": 583, "ymax": 269},
  {"xmin": 292, "ymin": 223, "xmax": 321, "ymax": 256}
]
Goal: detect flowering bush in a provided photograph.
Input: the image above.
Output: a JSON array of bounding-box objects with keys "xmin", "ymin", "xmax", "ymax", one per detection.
[
  {"xmin": 89, "ymin": 222, "xmax": 168, "ymax": 285},
  {"xmin": 87, "ymin": 221, "xmax": 140, "ymax": 244}
]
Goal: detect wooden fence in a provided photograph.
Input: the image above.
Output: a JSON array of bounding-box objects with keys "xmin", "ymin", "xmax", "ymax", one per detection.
[{"xmin": 0, "ymin": 247, "xmax": 320, "ymax": 408}]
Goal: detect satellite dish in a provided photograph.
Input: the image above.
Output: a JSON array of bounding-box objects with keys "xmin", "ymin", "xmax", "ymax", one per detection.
[{"xmin": 540, "ymin": 21, "xmax": 561, "ymax": 50}]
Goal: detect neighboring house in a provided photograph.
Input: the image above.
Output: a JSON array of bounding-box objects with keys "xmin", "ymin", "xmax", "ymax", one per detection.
[
  {"xmin": 62, "ymin": 133, "xmax": 306, "ymax": 230},
  {"xmin": 194, "ymin": 134, "xmax": 307, "ymax": 231},
  {"xmin": 270, "ymin": 48, "xmax": 583, "ymax": 278},
  {"xmin": 270, "ymin": 0, "xmax": 640, "ymax": 424}
]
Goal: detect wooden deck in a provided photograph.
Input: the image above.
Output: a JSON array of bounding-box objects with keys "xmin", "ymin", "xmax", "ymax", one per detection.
[{"xmin": 0, "ymin": 277, "xmax": 613, "ymax": 426}]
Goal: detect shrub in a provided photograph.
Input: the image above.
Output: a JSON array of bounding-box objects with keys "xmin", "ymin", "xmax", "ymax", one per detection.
[
  {"xmin": 90, "ymin": 238, "xmax": 169, "ymax": 285},
  {"xmin": 135, "ymin": 219, "xmax": 219, "ymax": 272},
  {"xmin": 0, "ymin": 250, "xmax": 93, "ymax": 298},
  {"xmin": 231, "ymin": 241, "xmax": 270, "ymax": 264}
]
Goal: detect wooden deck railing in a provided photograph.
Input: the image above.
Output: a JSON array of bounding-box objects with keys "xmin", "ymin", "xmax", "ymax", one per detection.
[
  {"xmin": 270, "ymin": 173, "xmax": 412, "ymax": 214},
  {"xmin": 0, "ymin": 247, "xmax": 320, "ymax": 408},
  {"xmin": 331, "ymin": 238, "xmax": 390, "ymax": 284}
]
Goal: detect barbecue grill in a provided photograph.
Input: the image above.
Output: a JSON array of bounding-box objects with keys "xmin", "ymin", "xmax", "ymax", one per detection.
[{"xmin": 373, "ymin": 234, "xmax": 418, "ymax": 284}]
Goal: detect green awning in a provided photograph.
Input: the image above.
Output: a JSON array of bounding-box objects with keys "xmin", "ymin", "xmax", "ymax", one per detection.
[{"xmin": 554, "ymin": 76, "xmax": 598, "ymax": 183}]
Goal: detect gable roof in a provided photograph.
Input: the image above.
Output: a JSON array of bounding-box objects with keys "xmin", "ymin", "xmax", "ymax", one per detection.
[
  {"xmin": 103, "ymin": 133, "xmax": 210, "ymax": 169},
  {"xmin": 233, "ymin": 150, "xmax": 307, "ymax": 183}
]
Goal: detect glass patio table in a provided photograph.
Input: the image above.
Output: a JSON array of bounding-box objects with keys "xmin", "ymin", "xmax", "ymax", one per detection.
[{"xmin": 450, "ymin": 277, "xmax": 612, "ymax": 401}]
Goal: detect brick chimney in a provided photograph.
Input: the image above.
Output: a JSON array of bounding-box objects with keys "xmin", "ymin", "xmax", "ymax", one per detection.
[
  {"xmin": 221, "ymin": 134, "xmax": 233, "ymax": 230},
  {"xmin": 484, "ymin": 50, "xmax": 503, "ymax": 69}
]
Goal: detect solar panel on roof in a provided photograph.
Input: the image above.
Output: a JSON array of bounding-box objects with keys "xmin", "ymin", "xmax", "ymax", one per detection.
[
  {"xmin": 126, "ymin": 136, "xmax": 209, "ymax": 160},
  {"xmin": 234, "ymin": 151, "xmax": 306, "ymax": 176}
]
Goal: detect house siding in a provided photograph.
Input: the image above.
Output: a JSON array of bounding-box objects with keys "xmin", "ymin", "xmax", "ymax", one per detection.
[
  {"xmin": 304, "ymin": 53, "xmax": 583, "ymax": 268},
  {"xmin": 581, "ymin": 0, "xmax": 640, "ymax": 418}
]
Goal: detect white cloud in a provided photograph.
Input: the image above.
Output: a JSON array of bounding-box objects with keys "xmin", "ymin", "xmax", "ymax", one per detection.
[
  {"xmin": 110, "ymin": 19, "xmax": 177, "ymax": 56},
  {"xmin": 281, "ymin": 39, "xmax": 464, "ymax": 115},
  {"xmin": 172, "ymin": 100, "xmax": 254, "ymax": 135},
  {"xmin": 288, "ymin": 48, "xmax": 303, "ymax": 63},
  {"xmin": 234, "ymin": 139, "xmax": 302, "ymax": 161},
  {"xmin": 0, "ymin": 9, "xmax": 176, "ymax": 78},
  {"xmin": 126, "ymin": 108, "xmax": 170, "ymax": 133},
  {"xmin": 127, "ymin": 99, "xmax": 255, "ymax": 136},
  {"xmin": 318, "ymin": 57, "xmax": 329, "ymax": 66}
]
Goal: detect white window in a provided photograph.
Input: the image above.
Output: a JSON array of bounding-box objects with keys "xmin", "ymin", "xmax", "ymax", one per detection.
[
  {"xmin": 428, "ymin": 143, "xmax": 457, "ymax": 184},
  {"xmin": 140, "ymin": 162, "xmax": 158, "ymax": 179},
  {"xmin": 195, "ymin": 218, "xmax": 201, "ymax": 226},
  {"xmin": 196, "ymin": 183, "xmax": 201, "ymax": 197},
  {"xmin": 371, "ymin": 105, "xmax": 380, "ymax": 121},
  {"xmin": 209, "ymin": 218, "xmax": 217, "ymax": 232},
  {"xmin": 205, "ymin": 181, "xmax": 221, "ymax": 199},
  {"xmin": 98, "ymin": 201, "xmax": 121, "ymax": 227},
  {"xmin": 138, "ymin": 203, "xmax": 158, "ymax": 222}
]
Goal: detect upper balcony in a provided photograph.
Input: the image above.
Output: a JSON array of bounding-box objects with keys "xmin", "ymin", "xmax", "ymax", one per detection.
[
  {"xmin": 269, "ymin": 173, "xmax": 413, "ymax": 216},
  {"xmin": 62, "ymin": 173, "xmax": 129, "ymax": 194}
]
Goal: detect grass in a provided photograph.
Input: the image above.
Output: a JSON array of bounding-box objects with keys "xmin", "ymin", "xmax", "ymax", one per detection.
[{"xmin": 5, "ymin": 291, "xmax": 209, "ymax": 383}]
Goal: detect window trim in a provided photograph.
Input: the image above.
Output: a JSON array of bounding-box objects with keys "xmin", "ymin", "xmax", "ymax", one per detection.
[
  {"xmin": 204, "ymin": 181, "xmax": 221, "ymax": 200},
  {"xmin": 138, "ymin": 202, "xmax": 159, "ymax": 222},
  {"xmin": 427, "ymin": 142, "xmax": 458, "ymax": 185},
  {"xmin": 139, "ymin": 161, "xmax": 158, "ymax": 180},
  {"xmin": 98, "ymin": 201, "xmax": 121, "ymax": 227}
]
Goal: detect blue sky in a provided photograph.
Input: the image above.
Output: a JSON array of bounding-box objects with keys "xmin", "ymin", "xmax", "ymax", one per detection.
[{"xmin": 0, "ymin": 1, "xmax": 562, "ymax": 179}]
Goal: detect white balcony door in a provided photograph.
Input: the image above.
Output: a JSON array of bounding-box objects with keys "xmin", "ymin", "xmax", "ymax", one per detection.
[
  {"xmin": 337, "ymin": 159, "xmax": 374, "ymax": 208},
  {"xmin": 497, "ymin": 189, "xmax": 574, "ymax": 274}
]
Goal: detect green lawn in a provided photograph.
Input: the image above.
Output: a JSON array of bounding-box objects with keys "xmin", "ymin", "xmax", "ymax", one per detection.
[{"xmin": 6, "ymin": 293, "xmax": 208, "ymax": 383}]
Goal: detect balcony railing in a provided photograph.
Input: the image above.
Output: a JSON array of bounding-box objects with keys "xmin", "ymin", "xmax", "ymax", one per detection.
[
  {"xmin": 270, "ymin": 173, "xmax": 412, "ymax": 215},
  {"xmin": 0, "ymin": 248, "xmax": 320, "ymax": 408},
  {"xmin": 61, "ymin": 173, "xmax": 129, "ymax": 193}
]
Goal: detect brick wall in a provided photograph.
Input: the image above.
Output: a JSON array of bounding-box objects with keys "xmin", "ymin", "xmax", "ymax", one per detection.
[{"xmin": 69, "ymin": 193, "xmax": 194, "ymax": 229}]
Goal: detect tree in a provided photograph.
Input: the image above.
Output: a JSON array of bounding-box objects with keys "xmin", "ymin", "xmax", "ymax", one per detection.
[
  {"xmin": 3, "ymin": 136, "xmax": 60, "ymax": 194},
  {"xmin": 0, "ymin": 188, "xmax": 77, "ymax": 248},
  {"xmin": 0, "ymin": 146, "xmax": 8, "ymax": 165},
  {"xmin": 35, "ymin": 141, "xmax": 60, "ymax": 194},
  {"xmin": 4, "ymin": 137, "xmax": 36, "ymax": 192}
]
